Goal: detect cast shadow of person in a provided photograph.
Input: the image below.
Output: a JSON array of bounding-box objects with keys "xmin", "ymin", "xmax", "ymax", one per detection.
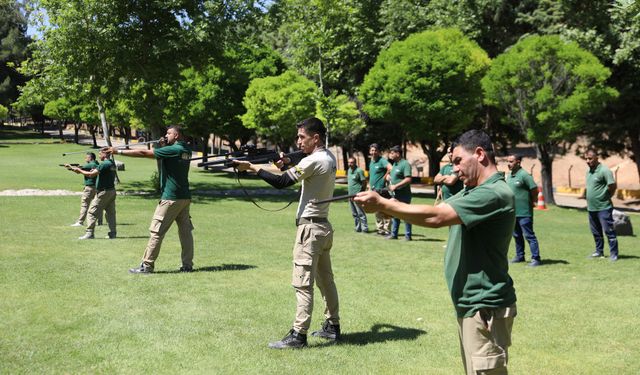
[
  {"xmin": 153, "ymin": 264, "xmax": 257, "ymax": 274},
  {"xmin": 317, "ymin": 323, "xmax": 426, "ymax": 347}
]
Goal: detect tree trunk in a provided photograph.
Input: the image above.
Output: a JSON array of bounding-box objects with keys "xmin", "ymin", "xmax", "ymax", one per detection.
[
  {"xmin": 96, "ymin": 97, "xmax": 112, "ymax": 147},
  {"xmin": 420, "ymin": 139, "xmax": 446, "ymax": 177},
  {"xmin": 89, "ymin": 124, "xmax": 98, "ymax": 148},
  {"xmin": 341, "ymin": 147, "xmax": 350, "ymax": 170},
  {"xmin": 74, "ymin": 123, "xmax": 80, "ymax": 144},
  {"xmin": 535, "ymin": 142, "xmax": 556, "ymax": 205},
  {"xmin": 58, "ymin": 120, "xmax": 65, "ymax": 140},
  {"xmin": 629, "ymin": 127, "xmax": 640, "ymax": 184}
]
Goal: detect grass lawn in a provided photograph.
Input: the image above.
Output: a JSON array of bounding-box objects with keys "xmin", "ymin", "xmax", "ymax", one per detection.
[{"xmin": 1, "ymin": 128, "xmax": 639, "ymax": 374}]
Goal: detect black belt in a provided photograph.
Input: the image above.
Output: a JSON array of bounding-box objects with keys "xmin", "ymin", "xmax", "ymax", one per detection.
[{"xmin": 296, "ymin": 217, "xmax": 329, "ymax": 226}]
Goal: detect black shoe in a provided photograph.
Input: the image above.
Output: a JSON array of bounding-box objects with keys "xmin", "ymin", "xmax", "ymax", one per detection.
[
  {"xmin": 105, "ymin": 232, "xmax": 116, "ymax": 239},
  {"xmin": 404, "ymin": 236, "xmax": 412, "ymax": 241},
  {"xmin": 528, "ymin": 259, "xmax": 542, "ymax": 267},
  {"xmin": 179, "ymin": 266, "xmax": 193, "ymax": 272},
  {"xmin": 510, "ymin": 256, "xmax": 525, "ymax": 264},
  {"xmin": 129, "ymin": 265, "xmax": 153, "ymax": 274},
  {"xmin": 311, "ymin": 320, "xmax": 341, "ymax": 341},
  {"xmin": 268, "ymin": 329, "xmax": 307, "ymax": 349}
]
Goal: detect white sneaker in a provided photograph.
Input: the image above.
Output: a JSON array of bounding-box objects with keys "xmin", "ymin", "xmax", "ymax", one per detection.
[
  {"xmin": 70, "ymin": 222, "xmax": 83, "ymax": 227},
  {"xmin": 78, "ymin": 232, "xmax": 94, "ymax": 240}
]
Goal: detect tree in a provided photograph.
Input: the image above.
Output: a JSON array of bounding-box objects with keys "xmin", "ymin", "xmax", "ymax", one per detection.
[
  {"xmin": 241, "ymin": 70, "xmax": 317, "ymax": 149},
  {"xmin": 0, "ymin": 103, "xmax": 8, "ymax": 121},
  {"xmin": 482, "ymin": 35, "xmax": 618, "ymax": 204},
  {"xmin": 0, "ymin": 1, "xmax": 30, "ymax": 107},
  {"xmin": 268, "ymin": 0, "xmax": 382, "ymax": 94},
  {"xmin": 360, "ymin": 28, "xmax": 490, "ymax": 176},
  {"xmin": 316, "ymin": 92, "xmax": 366, "ymax": 168}
]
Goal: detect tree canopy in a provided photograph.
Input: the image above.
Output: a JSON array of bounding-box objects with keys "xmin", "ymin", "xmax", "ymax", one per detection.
[{"xmin": 482, "ymin": 34, "xmax": 618, "ymax": 203}]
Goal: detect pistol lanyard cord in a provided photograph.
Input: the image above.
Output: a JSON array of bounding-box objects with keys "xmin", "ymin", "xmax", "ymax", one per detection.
[{"xmin": 233, "ymin": 168, "xmax": 297, "ymax": 212}]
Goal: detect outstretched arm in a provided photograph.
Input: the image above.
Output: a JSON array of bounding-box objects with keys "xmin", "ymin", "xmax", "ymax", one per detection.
[
  {"xmin": 105, "ymin": 147, "xmax": 155, "ymax": 158},
  {"xmin": 354, "ymin": 190, "xmax": 462, "ymax": 228}
]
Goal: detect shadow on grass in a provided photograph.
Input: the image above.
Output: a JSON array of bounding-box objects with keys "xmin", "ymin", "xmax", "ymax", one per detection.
[
  {"xmin": 617, "ymin": 254, "xmax": 640, "ymax": 260},
  {"xmin": 316, "ymin": 323, "xmax": 426, "ymax": 347},
  {"xmin": 153, "ymin": 264, "xmax": 257, "ymax": 274},
  {"xmin": 539, "ymin": 258, "xmax": 570, "ymax": 265}
]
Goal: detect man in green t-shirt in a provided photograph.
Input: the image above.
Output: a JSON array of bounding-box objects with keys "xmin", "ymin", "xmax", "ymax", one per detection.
[
  {"xmin": 355, "ymin": 130, "xmax": 517, "ymax": 375},
  {"xmin": 386, "ymin": 145, "xmax": 412, "ymax": 240},
  {"xmin": 507, "ymin": 154, "xmax": 542, "ymax": 267},
  {"xmin": 368, "ymin": 143, "xmax": 391, "ymax": 235},
  {"xmin": 72, "ymin": 149, "xmax": 117, "ymax": 240},
  {"xmin": 585, "ymin": 149, "xmax": 619, "ymax": 261},
  {"xmin": 347, "ymin": 157, "xmax": 368, "ymax": 232},
  {"xmin": 66, "ymin": 152, "xmax": 101, "ymax": 227},
  {"xmin": 107, "ymin": 125, "xmax": 195, "ymax": 273},
  {"xmin": 434, "ymin": 145, "xmax": 463, "ymax": 201}
]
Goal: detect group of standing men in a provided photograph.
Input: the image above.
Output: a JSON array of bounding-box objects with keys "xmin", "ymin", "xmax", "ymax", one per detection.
[
  {"xmin": 347, "ymin": 143, "xmax": 414, "ymax": 240},
  {"xmin": 65, "ymin": 126, "xmax": 196, "ymax": 273},
  {"xmin": 61, "ymin": 119, "xmax": 621, "ymax": 374}
]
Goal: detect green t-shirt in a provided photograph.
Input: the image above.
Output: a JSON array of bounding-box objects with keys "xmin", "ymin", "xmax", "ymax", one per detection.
[
  {"xmin": 82, "ymin": 160, "xmax": 100, "ymax": 187},
  {"xmin": 586, "ymin": 163, "xmax": 615, "ymax": 211},
  {"xmin": 440, "ymin": 163, "xmax": 464, "ymax": 200},
  {"xmin": 445, "ymin": 172, "xmax": 517, "ymax": 318},
  {"xmin": 389, "ymin": 158, "xmax": 412, "ymax": 201},
  {"xmin": 347, "ymin": 167, "xmax": 366, "ymax": 195},
  {"xmin": 507, "ymin": 167, "xmax": 538, "ymax": 217},
  {"xmin": 154, "ymin": 141, "xmax": 192, "ymax": 200},
  {"xmin": 368, "ymin": 157, "xmax": 389, "ymax": 190},
  {"xmin": 95, "ymin": 159, "xmax": 116, "ymax": 191}
]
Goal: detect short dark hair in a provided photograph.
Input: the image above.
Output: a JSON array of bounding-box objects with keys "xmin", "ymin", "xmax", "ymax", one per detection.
[
  {"xmin": 369, "ymin": 143, "xmax": 380, "ymax": 151},
  {"xmin": 455, "ymin": 129, "xmax": 496, "ymax": 164},
  {"xmin": 87, "ymin": 152, "xmax": 96, "ymax": 160},
  {"xmin": 296, "ymin": 117, "xmax": 326, "ymax": 140},
  {"xmin": 512, "ymin": 154, "xmax": 523, "ymax": 162},
  {"xmin": 168, "ymin": 125, "xmax": 183, "ymax": 137},
  {"xmin": 389, "ymin": 145, "xmax": 402, "ymax": 153}
]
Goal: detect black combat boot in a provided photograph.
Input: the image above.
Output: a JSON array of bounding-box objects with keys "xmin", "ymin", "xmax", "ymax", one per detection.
[
  {"xmin": 268, "ymin": 329, "xmax": 308, "ymax": 349},
  {"xmin": 311, "ymin": 320, "xmax": 341, "ymax": 341}
]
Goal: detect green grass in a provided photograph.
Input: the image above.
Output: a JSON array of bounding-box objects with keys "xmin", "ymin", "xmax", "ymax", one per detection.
[{"xmin": 1, "ymin": 129, "xmax": 639, "ymax": 374}]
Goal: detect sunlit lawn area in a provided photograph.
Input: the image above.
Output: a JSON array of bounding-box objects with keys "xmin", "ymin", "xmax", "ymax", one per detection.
[{"xmin": 1, "ymin": 128, "xmax": 639, "ymax": 374}]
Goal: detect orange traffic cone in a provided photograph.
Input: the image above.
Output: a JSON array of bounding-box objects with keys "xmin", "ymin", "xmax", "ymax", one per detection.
[{"xmin": 535, "ymin": 187, "xmax": 547, "ymax": 210}]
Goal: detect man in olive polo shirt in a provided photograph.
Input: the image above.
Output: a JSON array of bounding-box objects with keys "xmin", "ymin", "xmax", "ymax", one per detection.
[
  {"xmin": 355, "ymin": 129, "xmax": 517, "ymax": 375},
  {"xmin": 368, "ymin": 143, "xmax": 391, "ymax": 235},
  {"xmin": 386, "ymin": 145, "xmax": 413, "ymax": 240},
  {"xmin": 507, "ymin": 154, "xmax": 542, "ymax": 267},
  {"xmin": 72, "ymin": 149, "xmax": 117, "ymax": 240},
  {"xmin": 67, "ymin": 152, "xmax": 100, "ymax": 227},
  {"xmin": 106, "ymin": 125, "xmax": 195, "ymax": 273},
  {"xmin": 434, "ymin": 145, "xmax": 464, "ymax": 201},
  {"xmin": 347, "ymin": 157, "xmax": 368, "ymax": 232},
  {"xmin": 585, "ymin": 149, "xmax": 619, "ymax": 261}
]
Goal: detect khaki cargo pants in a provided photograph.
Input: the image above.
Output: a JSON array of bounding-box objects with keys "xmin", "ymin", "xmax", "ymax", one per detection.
[
  {"xmin": 291, "ymin": 222, "xmax": 339, "ymax": 334},
  {"xmin": 457, "ymin": 304, "xmax": 517, "ymax": 375},
  {"xmin": 86, "ymin": 189, "xmax": 116, "ymax": 234},
  {"xmin": 141, "ymin": 199, "xmax": 194, "ymax": 270},
  {"xmin": 77, "ymin": 185, "xmax": 96, "ymax": 224}
]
